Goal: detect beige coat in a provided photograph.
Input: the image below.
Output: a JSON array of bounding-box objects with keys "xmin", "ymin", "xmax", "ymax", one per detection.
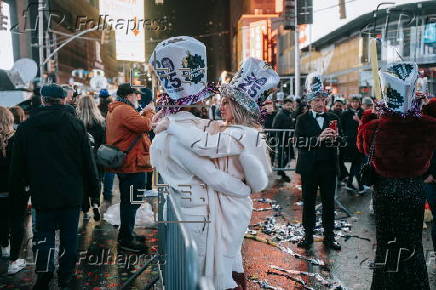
[
  {"xmin": 166, "ymin": 120, "xmax": 272, "ymax": 289},
  {"xmin": 150, "ymin": 111, "xmax": 252, "ymax": 289}
]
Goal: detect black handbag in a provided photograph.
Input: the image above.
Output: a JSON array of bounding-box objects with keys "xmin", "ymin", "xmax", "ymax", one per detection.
[
  {"xmin": 96, "ymin": 134, "xmax": 143, "ymax": 169},
  {"xmin": 360, "ymin": 125, "xmax": 379, "ymax": 186}
]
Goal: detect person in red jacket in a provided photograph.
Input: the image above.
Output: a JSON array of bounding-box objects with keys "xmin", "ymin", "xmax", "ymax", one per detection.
[
  {"xmin": 106, "ymin": 83, "xmax": 154, "ymax": 252},
  {"xmin": 357, "ymin": 62, "xmax": 436, "ymax": 290},
  {"xmin": 422, "ymin": 99, "xmax": 436, "ymax": 254}
]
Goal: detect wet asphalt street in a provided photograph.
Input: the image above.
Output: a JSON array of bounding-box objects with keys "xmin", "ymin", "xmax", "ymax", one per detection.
[
  {"xmin": 0, "ymin": 176, "xmax": 160, "ymax": 290},
  {"xmin": 243, "ymin": 169, "xmax": 436, "ymax": 290},
  {"xmin": 0, "ymin": 171, "xmax": 435, "ymax": 289}
]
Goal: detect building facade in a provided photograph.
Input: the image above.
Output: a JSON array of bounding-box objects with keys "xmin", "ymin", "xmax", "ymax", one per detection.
[
  {"xmin": 300, "ymin": 1, "xmax": 436, "ymax": 98},
  {"xmin": 2, "ymin": 0, "xmax": 117, "ymax": 85}
]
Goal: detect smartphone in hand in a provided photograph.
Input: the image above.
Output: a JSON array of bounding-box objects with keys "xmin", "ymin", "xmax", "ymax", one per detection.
[{"xmin": 329, "ymin": 120, "xmax": 338, "ymax": 132}]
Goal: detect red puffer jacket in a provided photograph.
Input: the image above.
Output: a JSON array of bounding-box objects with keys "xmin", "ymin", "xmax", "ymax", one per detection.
[{"xmin": 357, "ymin": 114, "xmax": 436, "ymax": 178}]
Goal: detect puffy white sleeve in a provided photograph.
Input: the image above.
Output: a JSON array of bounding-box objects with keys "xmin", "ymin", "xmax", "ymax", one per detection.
[
  {"xmin": 166, "ymin": 121, "xmax": 244, "ymax": 158},
  {"xmin": 239, "ymin": 129, "xmax": 272, "ymax": 193},
  {"xmin": 170, "ymin": 138, "xmax": 251, "ymax": 197}
]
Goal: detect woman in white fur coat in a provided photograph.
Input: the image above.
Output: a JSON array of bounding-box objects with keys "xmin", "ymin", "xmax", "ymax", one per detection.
[{"xmin": 159, "ymin": 57, "xmax": 278, "ymax": 290}]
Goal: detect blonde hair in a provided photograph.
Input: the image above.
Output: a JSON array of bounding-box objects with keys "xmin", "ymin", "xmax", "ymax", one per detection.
[
  {"xmin": 223, "ymin": 96, "xmax": 261, "ymax": 129},
  {"xmin": 76, "ymin": 95, "xmax": 105, "ymax": 127},
  {"xmin": 0, "ymin": 106, "xmax": 14, "ymax": 157},
  {"xmin": 9, "ymin": 106, "xmax": 25, "ymax": 124}
]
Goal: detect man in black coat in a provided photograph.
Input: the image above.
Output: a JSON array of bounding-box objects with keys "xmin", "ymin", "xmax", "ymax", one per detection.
[
  {"xmin": 262, "ymin": 100, "xmax": 277, "ymax": 129},
  {"xmin": 9, "ymin": 84, "xmax": 100, "ymax": 289},
  {"xmin": 329, "ymin": 97, "xmax": 345, "ymax": 118},
  {"xmin": 340, "ymin": 95, "xmax": 364, "ymax": 193},
  {"xmin": 272, "ymin": 98, "xmax": 295, "ymax": 182},
  {"xmin": 329, "ymin": 97, "xmax": 347, "ymax": 180},
  {"xmin": 295, "ymin": 74, "xmax": 342, "ymax": 251}
]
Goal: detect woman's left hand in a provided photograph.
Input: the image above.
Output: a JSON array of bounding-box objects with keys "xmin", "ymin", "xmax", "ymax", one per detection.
[{"xmin": 153, "ymin": 117, "xmax": 170, "ymax": 134}]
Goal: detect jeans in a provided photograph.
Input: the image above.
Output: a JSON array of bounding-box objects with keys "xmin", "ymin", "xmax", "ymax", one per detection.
[
  {"xmin": 146, "ymin": 172, "xmax": 153, "ymax": 190},
  {"xmin": 117, "ymin": 172, "xmax": 146, "ymax": 242},
  {"xmin": 0, "ymin": 192, "xmax": 29, "ymax": 261},
  {"xmin": 0, "ymin": 198, "xmax": 9, "ymax": 247},
  {"xmin": 348, "ymin": 153, "xmax": 364, "ymax": 189},
  {"xmin": 103, "ymin": 172, "xmax": 115, "ymax": 202},
  {"xmin": 32, "ymin": 207, "xmax": 80, "ymax": 282},
  {"xmin": 424, "ymin": 182, "xmax": 436, "ymax": 252}
]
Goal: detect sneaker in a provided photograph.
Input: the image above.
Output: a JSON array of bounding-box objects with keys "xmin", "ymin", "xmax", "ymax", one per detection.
[
  {"xmin": 8, "ymin": 259, "xmax": 26, "ymax": 275},
  {"xmin": 2, "ymin": 246, "xmax": 10, "ymax": 258},
  {"xmin": 118, "ymin": 239, "xmax": 147, "ymax": 253},
  {"xmin": 345, "ymin": 184, "xmax": 356, "ymax": 191},
  {"xmin": 363, "ymin": 185, "xmax": 371, "ymax": 191}
]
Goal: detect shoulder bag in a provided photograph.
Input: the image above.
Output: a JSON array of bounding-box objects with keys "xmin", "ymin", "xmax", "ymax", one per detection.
[{"xmin": 96, "ymin": 134, "xmax": 143, "ymax": 169}]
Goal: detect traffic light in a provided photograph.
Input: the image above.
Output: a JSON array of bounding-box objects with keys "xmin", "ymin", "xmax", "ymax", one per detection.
[
  {"xmin": 283, "ymin": 0, "xmax": 296, "ymax": 30},
  {"xmin": 297, "ymin": 0, "xmax": 313, "ymax": 25}
]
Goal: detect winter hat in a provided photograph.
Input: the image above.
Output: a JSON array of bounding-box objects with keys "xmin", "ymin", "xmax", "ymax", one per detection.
[
  {"xmin": 305, "ymin": 72, "xmax": 329, "ymax": 102},
  {"xmin": 334, "ymin": 97, "xmax": 345, "ymax": 104},
  {"xmin": 40, "ymin": 84, "xmax": 67, "ymax": 99},
  {"xmin": 362, "ymin": 97, "xmax": 374, "ymax": 106},
  {"xmin": 221, "ymin": 57, "xmax": 279, "ymax": 118},
  {"xmin": 117, "ymin": 83, "xmax": 140, "ymax": 98},
  {"xmin": 350, "ymin": 94, "xmax": 362, "ymax": 101},
  {"xmin": 379, "ymin": 62, "xmax": 419, "ymax": 115},
  {"xmin": 99, "ymin": 89, "xmax": 110, "ymax": 98}
]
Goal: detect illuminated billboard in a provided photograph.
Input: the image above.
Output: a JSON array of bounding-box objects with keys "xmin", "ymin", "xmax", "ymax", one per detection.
[
  {"xmin": 0, "ymin": 2, "xmax": 14, "ymax": 70},
  {"xmin": 99, "ymin": 0, "xmax": 145, "ymax": 62},
  {"xmin": 249, "ymin": 20, "xmax": 267, "ymax": 61}
]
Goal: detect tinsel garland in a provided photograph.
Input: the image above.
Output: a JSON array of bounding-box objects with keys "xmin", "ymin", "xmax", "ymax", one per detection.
[
  {"xmin": 155, "ymin": 82, "xmax": 219, "ymax": 116},
  {"xmin": 374, "ymin": 92, "xmax": 435, "ymax": 119}
]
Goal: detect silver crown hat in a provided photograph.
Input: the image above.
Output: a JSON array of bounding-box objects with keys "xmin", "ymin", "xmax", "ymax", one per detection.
[
  {"xmin": 149, "ymin": 36, "xmax": 208, "ymax": 101},
  {"xmin": 305, "ymin": 72, "xmax": 329, "ymax": 102},
  {"xmin": 221, "ymin": 57, "xmax": 279, "ymax": 117},
  {"xmin": 379, "ymin": 61, "xmax": 418, "ymax": 114}
]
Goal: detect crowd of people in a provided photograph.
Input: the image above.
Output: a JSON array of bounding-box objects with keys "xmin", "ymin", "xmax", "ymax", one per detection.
[{"xmin": 0, "ymin": 35, "xmax": 435, "ymax": 290}]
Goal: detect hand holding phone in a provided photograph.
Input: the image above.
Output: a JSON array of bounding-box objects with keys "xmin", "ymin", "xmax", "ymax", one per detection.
[{"xmin": 329, "ymin": 120, "xmax": 338, "ymax": 132}]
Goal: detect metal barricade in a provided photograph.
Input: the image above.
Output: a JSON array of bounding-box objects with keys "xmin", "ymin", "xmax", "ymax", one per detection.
[
  {"xmin": 262, "ymin": 128, "xmax": 296, "ymax": 172},
  {"xmin": 158, "ymin": 189, "xmax": 208, "ymax": 290}
]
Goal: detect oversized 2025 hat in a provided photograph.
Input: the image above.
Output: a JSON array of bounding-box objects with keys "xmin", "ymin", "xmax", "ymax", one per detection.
[
  {"xmin": 379, "ymin": 61, "xmax": 418, "ymax": 114},
  {"xmin": 305, "ymin": 72, "xmax": 329, "ymax": 102},
  {"xmin": 221, "ymin": 57, "xmax": 279, "ymax": 118},
  {"xmin": 149, "ymin": 36, "xmax": 208, "ymax": 102}
]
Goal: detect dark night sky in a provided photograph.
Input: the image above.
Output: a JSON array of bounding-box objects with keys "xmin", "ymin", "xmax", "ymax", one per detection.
[{"xmin": 144, "ymin": 0, "xmax": 231, "ymax": 81}]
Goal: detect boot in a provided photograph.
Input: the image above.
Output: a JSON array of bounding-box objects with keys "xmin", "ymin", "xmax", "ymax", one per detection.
[
  {"xmin": 33, "ymin": 272, "xmax": 53, "ymax": 290},
  {"xmin": 323, "ymin": 233, "xmax": 341, "ymax": 251},
  {"xmin": 232, "ymin": 271, "xmax": 247, "ymax": 290},
  {"xmin": 297, "ymin": 234, "xmax": 313, "ymax": 249}
]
